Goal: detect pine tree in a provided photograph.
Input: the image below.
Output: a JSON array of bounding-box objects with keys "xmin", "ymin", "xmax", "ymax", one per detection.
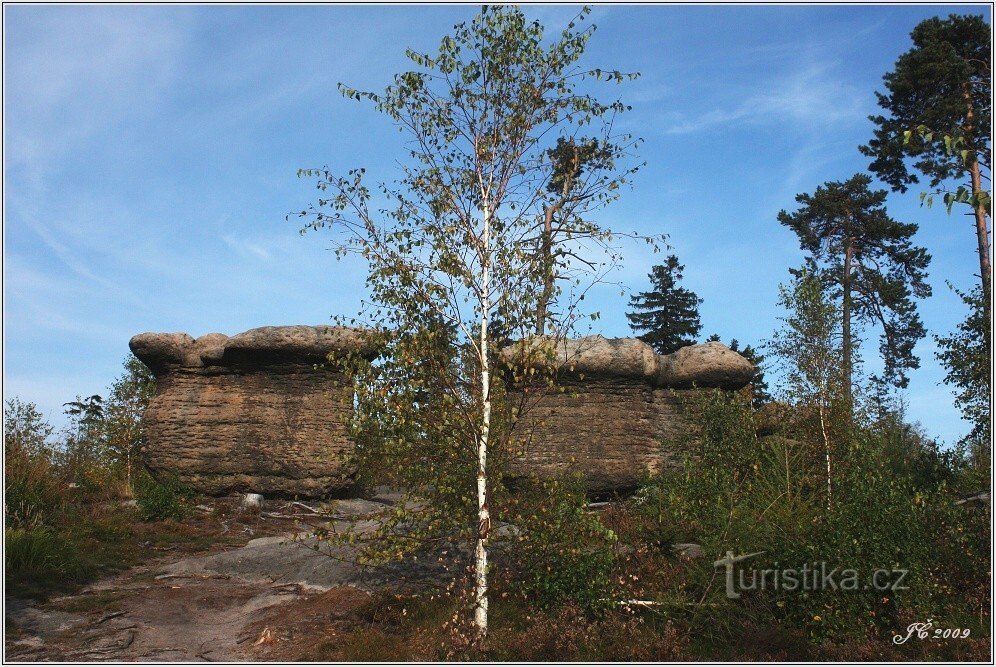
[
  {"xmin": 859, "ymin": 14, "xmax": 991, "ymax": 342},
  {"xmin": 777, "ymin": 174, "xmax": 931, "ymax": 403},
  {"xmin": 626, "ymin": 255, "xmax": 702, "ymax": 355}
]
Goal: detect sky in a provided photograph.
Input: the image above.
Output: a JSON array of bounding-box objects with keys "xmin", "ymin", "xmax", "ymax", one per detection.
[{"xmin": 3, "ymin": 3, "xmax": 991, "ymax": 445}]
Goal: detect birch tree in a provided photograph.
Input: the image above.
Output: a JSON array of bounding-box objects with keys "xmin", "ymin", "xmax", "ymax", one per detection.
[
  {"xmin": 297, "ymin": 6, "xmax": 642, "ymax": 641},
  {"xmin": 768, "ymin": 267, "xmax": 850, "ymax": 508}
]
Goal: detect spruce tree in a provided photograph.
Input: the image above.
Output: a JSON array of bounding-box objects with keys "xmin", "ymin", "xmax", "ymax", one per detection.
[
  {"xmin": 627, "ymin": 255, "xmax": 702, "ymax": 355},
  {"xmin": 777, "ymin": 174, "xmax": 932, "ymax": 402}
]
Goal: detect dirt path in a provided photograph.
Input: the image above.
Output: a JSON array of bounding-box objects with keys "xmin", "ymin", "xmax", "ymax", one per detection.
[{"xmin": 5, "ymin": 495, "xmax": 432, "ymax": 662}]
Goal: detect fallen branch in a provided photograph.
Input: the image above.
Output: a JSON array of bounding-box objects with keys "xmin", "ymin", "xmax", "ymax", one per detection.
[
  {"xmin": 154, "ymin": 573, "xmax": 231, "ymax": 581},
  {"xmin": 262, "ymin": 511, "xmax": 322, "ymax": 519}
]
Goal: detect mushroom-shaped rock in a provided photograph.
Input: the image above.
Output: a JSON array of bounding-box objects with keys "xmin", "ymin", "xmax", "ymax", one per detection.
[
  {"xmin": 502, "ymin": 337, "xmax": 755, "ymax": 493},
  {"xmin": 223, "ymin": 325, "xmax": 378, "ymax": 364},
  {"xmin": 131, "ymin": 325, "xmax": 374, "ymax": 498},
  {"xmin": 656, "ymin": 341, "xmax": 754, "ymax": 389}
]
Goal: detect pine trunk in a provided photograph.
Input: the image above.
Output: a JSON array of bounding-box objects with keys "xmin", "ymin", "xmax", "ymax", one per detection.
[
  {"xmin": 969, "ymin": 159, "xmax": 992, "ymax": 349},
  {"xmin": 963, "ymin": 83, "xmax": 992, "ymax": 350}
]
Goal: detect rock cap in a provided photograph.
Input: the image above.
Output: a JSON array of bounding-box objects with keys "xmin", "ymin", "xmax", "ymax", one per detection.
[
  {"xmin": 502, "ymin": 336, "xmax": 754, "ymax": 389},
  {"xmin": 130, "ymin": 325, "xmax": 378, "ymax": 375}
]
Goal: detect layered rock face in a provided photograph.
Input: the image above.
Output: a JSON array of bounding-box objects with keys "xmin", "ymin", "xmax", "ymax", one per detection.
[
  {"xmin": 502, "ymin": 337, "xmax": 754, "ymax": 492},
  {"xmin": 130, "ymin": 326, "xmax": 376, "ymax": 498},
  {"xmin": 132, "ymin": 325, "xmax": 752, "ymax": 497}
]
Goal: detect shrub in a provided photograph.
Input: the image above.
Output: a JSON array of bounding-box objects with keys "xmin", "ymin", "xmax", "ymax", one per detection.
[
  {"xmin": 4, "ymin": 400, "xmax": 67, "ymax": 530},
  {"xmin": 134, "ymin": 470, "xmax": 188, "ymax": 521},
  {"xmin": 504, "ymin": 476, "xmax": 618, "ymax": 613},
  {"xmin": 5, "ymin": 528, "xmax": 95, "ymax": 596},
  {"xmin": 5, "ymin": 445, "xmax": 67, "ymax": 530}
]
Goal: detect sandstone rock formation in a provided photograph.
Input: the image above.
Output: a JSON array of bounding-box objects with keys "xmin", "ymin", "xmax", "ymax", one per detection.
[
  {"xmin": 133, "ymin": 325, "xmax": 753, "ymax": 498},
  {"xmin": 130, "ymin": 326, "xmax": 376, "ymax": 498},
  {"xmin": 502, "ymin": 336, "xmax": 754, "ymax": 493}
]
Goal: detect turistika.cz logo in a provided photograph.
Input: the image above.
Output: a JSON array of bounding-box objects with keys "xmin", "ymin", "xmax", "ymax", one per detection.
[{"xmin": 713, "ymin": 550, "xmax": 909, "ymax": 599}]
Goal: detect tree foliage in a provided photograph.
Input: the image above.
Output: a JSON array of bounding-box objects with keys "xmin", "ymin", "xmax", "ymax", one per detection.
[
  {"xmin": 61, "ymin": 355, "xmax": 156, "ymax": 490},
  {"xmin": 860, "ymin": 14, "xmax": 991, "ymax": 196},
  {"xmin": 859, "ymin": 13, "xmax": 991, "ymax": 339},
  {"xmin": 626, "ymin": 255, "xmax": 702, "ymax": 355},
  {"xmin": 777, "ymin": 173, "xmax": 931, "ymax": 392},
  {"xmin": 936, "ymin": 284, "xmax": 991, "ymax": 454},
  {"xmin": 298, "ymin": 5, "xmax": 643, "ymax": 639},
  {"xmin": 767, "ymin": 267, "xmax": 850, "ymax": 506}
]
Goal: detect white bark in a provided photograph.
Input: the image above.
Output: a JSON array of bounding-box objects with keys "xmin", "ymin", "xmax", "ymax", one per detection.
[
  {"xmin": 818, "ymin": 404, "xmax": 832, "ymax": 510},
  {"xmin": 474, "ymin": 202, "xmax": 492, "ymax": 640}
]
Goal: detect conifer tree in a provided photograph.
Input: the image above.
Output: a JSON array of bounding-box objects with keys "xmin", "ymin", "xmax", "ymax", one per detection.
[
  {"xmin": 626, "ymin": 254, "xmax": 702, "ymax": 355},
  {"xmin": 778, "ymin": 174, "xmax": 931, "ymax": 405},
  {"xmin": 859, "ymin": 14, "xmax": 991, "ymax": 338}
]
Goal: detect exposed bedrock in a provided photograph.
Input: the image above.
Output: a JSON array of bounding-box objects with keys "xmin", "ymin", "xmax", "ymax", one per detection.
[
  {"xmin": 130, "ymin": 326, "xmax": 377, "ymax": 498},
  {"xmin": 501, "ymin": 336, "xmax": 754, "ymax": 493}
]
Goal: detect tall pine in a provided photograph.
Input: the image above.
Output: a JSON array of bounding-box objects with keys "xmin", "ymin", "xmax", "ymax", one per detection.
[
  {"xmin": 777, "ymin": 174, "xmax": 931, "ymax": 405},
  {"xmin": 859, "ymin": 14, "xmax": 991, "ymax": 339},
  {"xmin": 627, "ymin": 255, "xmax": 702, "ymax": 355}
]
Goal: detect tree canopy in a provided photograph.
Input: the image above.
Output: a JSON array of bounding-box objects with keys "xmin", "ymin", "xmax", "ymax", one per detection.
[
  {"xmin": 859, "ymin": 13, "xmax": 991, "ymax": 337},
  {"xmin": 299, "ymin": 5, "xmax": 643, "ymax": 640}
]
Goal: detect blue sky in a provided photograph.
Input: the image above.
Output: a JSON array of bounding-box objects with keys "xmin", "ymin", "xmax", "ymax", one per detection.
[{"xmin": 4, "ymin": 4, "xmax": 991, "ymax": 445}]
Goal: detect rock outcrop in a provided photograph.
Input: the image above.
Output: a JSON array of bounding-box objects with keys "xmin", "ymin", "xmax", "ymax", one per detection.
[
  {"xmin": 502, "ymin": 336, "xmax": 754, "ymax": 492},
  {"xmin": 131, "ymin": 326, "xmax": 376, "ymax": 498},
  {"xmin": 132, "ymin": 325, "xmax": 753, "ymax": 498}
]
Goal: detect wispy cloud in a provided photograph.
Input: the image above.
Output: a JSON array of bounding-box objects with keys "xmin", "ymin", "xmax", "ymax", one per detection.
[
  {"xmin": 222, "ymin": 234, "xmax": 274, "ymax": 262},
  {"xmin": 662, "ymin": 60, "xmax": 864, "ymax": 135}
]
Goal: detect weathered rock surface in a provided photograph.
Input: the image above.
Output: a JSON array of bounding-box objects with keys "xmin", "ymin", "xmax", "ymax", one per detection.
[
  {"xmin": 132, "ymin": 327, "xmax": 753, "ymax": 497},
  {"xmin": 130, "ymin": 326, "xmax": 376, "ymax": 498},
  {"xmin": 502, "ymin": 336, "xmax": 754, "ymax": 492},
  {"xmin": 656, "ymin": 341, "xmax": 755, "ymax": 389}
]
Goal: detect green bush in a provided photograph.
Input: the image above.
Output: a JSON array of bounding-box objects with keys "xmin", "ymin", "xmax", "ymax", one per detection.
[
  {"xmin": 639, "ymin": 389, "xmax": 989, "ymax": 646},
  {"xmin": 506, "ymin": 476, "xmax": 618, "ymax": 613},
  {"xmin": 5, "ymin": 442, "xmax": 67, "ymax": 530},
  {"xmin": 134, "ymin": 470, "xmax": 187, "ymax": 521}
]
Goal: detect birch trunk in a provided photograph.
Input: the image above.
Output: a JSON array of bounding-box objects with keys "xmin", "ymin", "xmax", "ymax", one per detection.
[
  {"xmin": 474, "ymin": 203, "xmax": 492, "ymax": 640},
  {"xmin": 819, "ymin": 403, "xmax": 833, "ymax": 510}
]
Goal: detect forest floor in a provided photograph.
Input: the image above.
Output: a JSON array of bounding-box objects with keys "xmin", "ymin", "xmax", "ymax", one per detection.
[
  {"xmin": 4, "ymin": 492, "xmax": 445, "ymax": 662},
  {"xmin": 7, "ymin": 493, "xmax": 990, "ymax": 662}
]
